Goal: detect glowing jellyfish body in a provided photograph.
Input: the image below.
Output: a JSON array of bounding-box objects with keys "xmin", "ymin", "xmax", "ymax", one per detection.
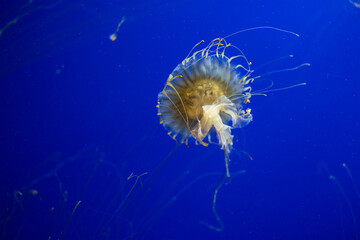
[
  {"xmin": 157, "ymin": 38, "xmax": 253, "ymax": 176},
  {"xmin": 109, "ymin": 16, "xmax": 126, "ymax": 42}
]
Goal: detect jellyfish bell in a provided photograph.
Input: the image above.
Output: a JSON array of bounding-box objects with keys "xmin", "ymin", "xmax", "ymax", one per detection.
[{"xmin": 109, "ymin": 33, "xmax": 117, "ymax": 41}]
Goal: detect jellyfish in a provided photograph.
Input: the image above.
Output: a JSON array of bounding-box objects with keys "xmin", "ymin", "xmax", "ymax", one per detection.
[
  {"xmin": 157, "ymin": 28, "xmax": 309, "ymax": 231},
  {"xmin": 157, "ymin": 27, "xmax": 309, "ymax": 177},
  {"xmin": 109, "ymin": 16, "xmax": 126, "ymax": 42},
  {"xmin": 157, "ymin": 36, "xmax": 254, "ymax": 178},
  {"xmin": 156, "ymin": 36, "xmax": 255, "ymax": 231}
]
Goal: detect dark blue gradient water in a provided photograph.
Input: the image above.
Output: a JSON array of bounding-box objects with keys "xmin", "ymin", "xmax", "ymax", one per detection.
[{"xmin": 1, "ymin": 0, "xmax": 360, "ymax": 239}]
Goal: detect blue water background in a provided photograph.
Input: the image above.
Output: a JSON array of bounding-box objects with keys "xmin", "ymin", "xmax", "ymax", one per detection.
[{"xmin": 1, "ymin": 0, "xmax": 360, "ymax": 239}]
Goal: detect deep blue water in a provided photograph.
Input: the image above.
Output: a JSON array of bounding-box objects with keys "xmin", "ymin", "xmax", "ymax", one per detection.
[{"xmin": 1, "ymin": 0, "xmax": 360, "ymax": 239}]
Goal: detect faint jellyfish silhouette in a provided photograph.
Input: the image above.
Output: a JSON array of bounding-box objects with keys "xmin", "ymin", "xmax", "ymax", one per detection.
[
  {"xmin": 109, "ymin": 16, "xmax": 126, "ymax": 42},
  {"xmin": 329, "ymin": 163, "xmax": 360, "ymax": 240},
  {"xmin": 0, "ymin": 0, "xmax": 63, "ymax": 38},
  {"xmin": 349, "ymin": 0, "xmax": 360, "ymax": 8}
]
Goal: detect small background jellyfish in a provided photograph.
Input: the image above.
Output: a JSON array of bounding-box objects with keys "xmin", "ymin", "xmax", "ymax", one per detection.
[{"xmin": 109, "ymin": 16, "xmax": 126, "ymax": 42}]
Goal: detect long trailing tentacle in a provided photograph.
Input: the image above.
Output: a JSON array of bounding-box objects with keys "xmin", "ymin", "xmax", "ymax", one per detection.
[{"xmin": 199, "ymin": 168, "xmax": 227, "ymax": 231}]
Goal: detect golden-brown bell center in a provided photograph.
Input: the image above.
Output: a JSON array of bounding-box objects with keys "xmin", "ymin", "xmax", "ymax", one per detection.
[{"xmin": 181, "ymin": 79, "xmax": 226, "ymax": 120}]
